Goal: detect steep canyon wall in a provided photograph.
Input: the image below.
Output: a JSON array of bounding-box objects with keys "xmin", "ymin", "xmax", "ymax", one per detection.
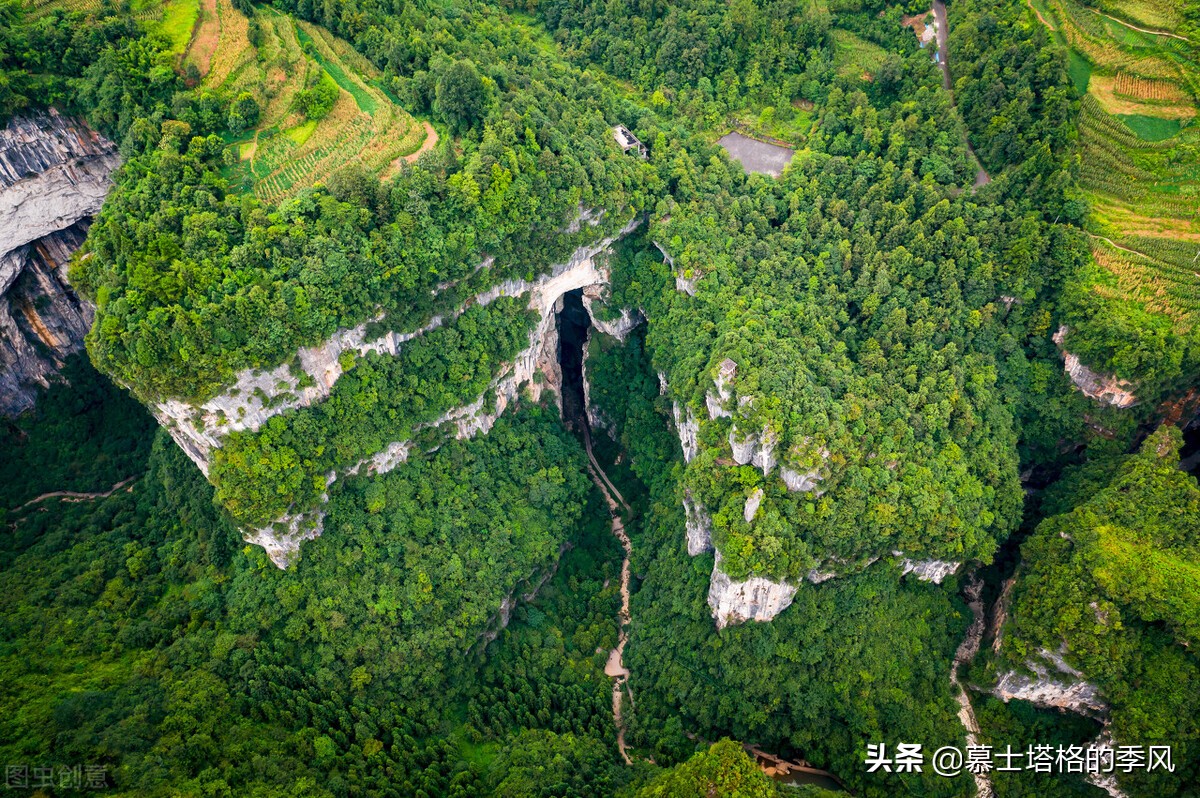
[{"xmin": 0, "ymin": 110, "xmax": 120, "ymax": 416}]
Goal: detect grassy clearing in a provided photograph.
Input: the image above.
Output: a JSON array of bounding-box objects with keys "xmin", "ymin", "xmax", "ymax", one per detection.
[
  {"xmin": 1068, "ymin": 48, "xmax": 1093, "ymax": 92},
  {"xmin": 283, "ymin": 119, "xmax": 317, "ymax": 145},
  {"xmin": 830, "ymin": 29, "xmax": 889, "ymax": 80},
  {"xmin": 157, "ymin": 0, "xmax": 201, "ymax": 56},
  {"xmin": 1118, "ymin": 113, "xmax": 1183, "ymax": 140}
]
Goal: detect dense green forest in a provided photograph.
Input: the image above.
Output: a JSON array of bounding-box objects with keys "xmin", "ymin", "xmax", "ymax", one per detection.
[
  {"xmin": 977, "ymin": 426, "xmax": 1200, "ymax": 796},
  {"xmin": 2, "ymin": 0, "xmax": 1199, "ymax": 793}
]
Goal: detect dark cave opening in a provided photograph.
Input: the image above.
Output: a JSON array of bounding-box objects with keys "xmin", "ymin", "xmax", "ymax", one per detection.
[{"xmin": 557, "ymin": 289, "xmax": 592, "ymax": 434}]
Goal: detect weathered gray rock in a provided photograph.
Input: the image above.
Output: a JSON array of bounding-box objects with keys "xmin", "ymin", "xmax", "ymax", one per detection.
[
  {"xmin": 244, "ymin": 507, "xmax": 326, "ymax": 569},
  {"xmin": 743, "ymin": 487, "xmax": 763, "ymax": 523},
  {"xmin": 582, "ymin": 283, "xmax": 642, "ymax": 341},
  {"xmin": 1053, "ymin": 326, "xmax": 1137, "ymax": 408},
  {"xmin": 0, "ymin": 224, "xmax": 95, "ymax": 416},
  {"xmin": 729, "ymin": 424, "xmax": 776, "ymax": 474},
  {"xmin": 707, "ymin": 551, "xmax": 797, "ymax": 629},
  {"xmin": 0, "ymin": 109, "xmax": 120, "ymax": 256},
  {"xmin": 673, "ymin": 402, "xmax": 699, "ymax": 463},
  {"xmin": 683, "ymin": 489, "xmax": 714, "ymax": 556},
  {"xmin": 706, "ymin": 358, "xmax": 736, "ymax": 419},
  {"xmin": 895, "ymin": 553, "xmax": 962, "ymax": 584},
  {"xmin": 0, "ymin": 110, "xmax": 119, "ymax": 417},
  {"xmin": 780, "ymin": 465, "xmax": 822, "ymax": 493},
  {"xmin": 992, "ymin": 647, "xmax": 1107, "ymax": 716}
]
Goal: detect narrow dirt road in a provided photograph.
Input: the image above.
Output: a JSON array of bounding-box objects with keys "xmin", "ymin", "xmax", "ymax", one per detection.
[
  {"xmin": 583, "ymin": 426, "xmax": 634, "ymax": 764},
  {"xmin": 15, "ymin": 476, "xmax": 137, "ymax": 511},
  {"xmin": 1089, "ymin": 7, "xmax": 1189, "ymax": 41},
  {"xmin": 403, "ymin": 121, "xmax": 439, "ymax": 163},
  {"xmin": 932, "ymin": 0, "xmax": 992, "ymax": 187},
  {"xmin": 1027, "ymin": 0, "xmax": 1055, "ymax": 30}
]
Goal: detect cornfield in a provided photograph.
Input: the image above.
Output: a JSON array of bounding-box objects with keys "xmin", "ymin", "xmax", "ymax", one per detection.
[
  {"xmin": 1113, "ymin": 72, "xmax": 1189, "ymax": 103},
  {"xmin": 1091, "ymin": 244, "xmax": 1200, "ymax": 330}
]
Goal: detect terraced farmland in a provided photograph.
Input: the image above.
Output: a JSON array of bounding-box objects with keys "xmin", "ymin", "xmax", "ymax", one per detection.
[
  {"xmin": 184, "ymin": 4, "xmax": 431, "ymax": 204},
  {"xmin": 1090, "ymin": 240, "xmax": 1200, "ymax": 330},
  {"xmin": 1029, "ymin": 0, "xmax": 1200, "ymax": 330}
]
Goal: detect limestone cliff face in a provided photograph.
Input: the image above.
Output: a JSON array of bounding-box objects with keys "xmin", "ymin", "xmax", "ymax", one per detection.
[
  {"xmin": 707, "ymin": 551, "xmax": 798, "ymax": 629},
  {"xmin": 1052, "ymin": 326, "xmax": 1138, "ymax": 408},
  {"xmin": 0, "ymin": 109, "xmax": 120, "ymax": 256},
  {"xmin": 896, "ymin": 554, "xmax": 961, "ymax": 584},
  {"xmin": 157, "ymin": 218, "xmax": 641, "ymax": 478},
  {"xmin": 189, "ymin": 218, "xmax": 643, "ymax": 567},
  {"xmin": 665, "ymin": 352, "xmax": 963, "ymax": 627},
  {"xmin": 0, "ymin": 110, "xmax": 119, "ymax": 416},
  {"xmin": 682, "ymin": 489, "xmax": 713, "ymax": 556},
  {"xmin": 992, "ymin": 647, "xmax": 1107, "ymax": 717},
  {"xmin": 0, "ymin": 224, "xmax": 95, "ymax": 415}
]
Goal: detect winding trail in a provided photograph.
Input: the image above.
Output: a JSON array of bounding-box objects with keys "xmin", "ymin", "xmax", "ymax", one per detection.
[
  {"xmin": 1027, "ymin": 0, "xmax": 1055, "ymax": 30},
  {"xmin": 1087, "ymin": 231, "xmax": 1159, "ymax": 261},
  {"xmin": 583, "ymin": 425, "xmax": 634, "ymax": 764},
  {"xmin": 953, "ymin": 576, "xmax": 995, "ymax": 798},
  {"xmin": 1088, "ymin": 7, "xmax": 1189, "ymax": 41},
  {"xmin": 932, "ymin": 0, "xmax": 992, "ymax": 188},
  {"xmin": 403, "ymin": 121, "xmax": 439, "ymax": 163},
  {"xmin": 15, "ymin": 477, "xmax": 137, "ymax": 511}
]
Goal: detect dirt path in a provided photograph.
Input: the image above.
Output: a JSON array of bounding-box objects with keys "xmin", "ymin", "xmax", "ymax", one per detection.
[
  {"xmin": 932, "ymin": 0, "xmax": 992, "ymax": 188},
  {"xmin": 15, "ymin": 476, "xmax": 137, "ymax": 511},
  {"xmin": 1089, "ymin": 7, "xmax": 1189, "ymax": 41},
  {"xmin": 584, "ymin": 426, "xmax": 634, "ymax": 764},
  {"xmin": 953, "ymin": 576, "xmax": 995, "ymax": 798},
  {"xmin": 1027, "ymin": 0, "xmax": 1055, "ymax": 30},
  {"xmin": 382, "ymin": 121, "xmax": 439, "ymax": 180},
  {"xmin": 1087, "ymin": 232, "xmax": 1158, "ymax": 261},
  {"xmin": 186, "ymin": 0, "xmax": 220, "ymax": 79},
  {"xmin": 404, "ymin": 121, "xmax": 439, "ymax": 162}
]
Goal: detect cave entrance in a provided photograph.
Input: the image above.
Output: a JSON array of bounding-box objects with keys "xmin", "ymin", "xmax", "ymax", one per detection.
[{"xmin": 557, "ymin": 288, "xmax": 591, "ymax": 434}]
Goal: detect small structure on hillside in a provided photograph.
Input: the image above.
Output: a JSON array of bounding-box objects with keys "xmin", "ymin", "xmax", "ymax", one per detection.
[{"xmin": 612, "ymin": 125, "xmax": 647, "ymax": 159}]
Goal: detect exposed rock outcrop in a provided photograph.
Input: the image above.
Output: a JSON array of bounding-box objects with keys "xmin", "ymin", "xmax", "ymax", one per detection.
[
  {"xmin": 683, "ymin": 489, "xmax": 713, "ymax": 556},
  {"xmin": 729, "ymin": 424, "xmax": 777, "ymax": 474},
  {"xmin": 1053, "ymin": 326, "xmax": 1138, "ymax": 408},
  {"xmin": 0, "ymin": 110, "xmax": 120, "ymax": 416},
  {"xmin": 673, "ymin": 402, "xmax": 699, "ymax": 463},
  {"xmin": 708, "ymin": 551, "xmax": 798, "ymax": 629},
  {"xmin": 706, "ymin": 358, "xmax": 736, "ymax": 419},
  {"xmin": 0, "ymin": 109, "xmax": 120, "ymax": 256},
  {"xmin": 217, "ymin": 219, "xmax": 643, "ymax": 566},
  {"xmin": 780, "ymin": 465, "xmax": 822, "ymax": 493},
  {"xmin": 743, "ymin": 487, "xmax": 763, "ymax": 523},
  {"xmin": 158, "ymin": 218, "xmax": 642, "ymax": 475},
  {"xmin": 0, "ymin": 224, "xmax": 94, "ymax": 415},
  {"xmin": 992, "ymin": 647, "xmax": 1107, "ymax": 717},
  {"xmin": 895, "ymin": 553, "xmax": 962, "ymax": 584},
  {"xmin": 582, "ymin": 284, "xmax": 643, "ymax": 341}
]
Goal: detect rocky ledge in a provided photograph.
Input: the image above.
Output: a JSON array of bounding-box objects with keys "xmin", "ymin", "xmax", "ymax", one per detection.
[
  {"xmin": 1052, "ymin": 326, "xmax": 1137, "ymax": 408},
  {"xmin": 0, "ymin": 110, "xmax": 120, "ymax": 416}
]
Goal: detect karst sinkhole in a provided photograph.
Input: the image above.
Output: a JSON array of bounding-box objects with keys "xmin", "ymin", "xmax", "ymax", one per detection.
[{"xmin": 556, "ymin": 288, "xmax": 592, "ymax": 434}]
